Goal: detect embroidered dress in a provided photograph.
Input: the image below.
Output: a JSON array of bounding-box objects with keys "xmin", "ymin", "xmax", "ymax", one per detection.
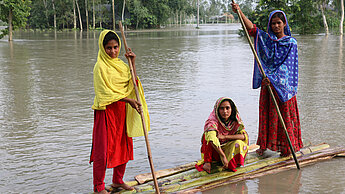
[
  {"xmin": 249, "ymin": 11, "xmax": 303, "ymax": 155},
  {"xmin": 196, "ymin": 97, "xmax": 248, "ymax": 172}
]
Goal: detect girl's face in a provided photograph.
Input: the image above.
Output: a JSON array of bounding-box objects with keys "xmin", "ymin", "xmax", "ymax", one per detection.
[
  {"xmin": 218, "ymin": 101, "xmax": 231, "ymax": 121},
  {"xmin": 104, "ymin": 39, "xmax": 119, "ymax": 59},
  {"xmin": 270, "ymin": 17, "xmax": 286, "ymax": 37}
]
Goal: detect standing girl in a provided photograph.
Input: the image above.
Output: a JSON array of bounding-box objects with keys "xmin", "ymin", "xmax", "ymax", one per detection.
[
  {"xmin": 90, "ymin": 30, "xmax": 150, "ymax": 194},
  {"xmin": 231, "ymin": 4, "xmax": 303, "ymax": 156}
]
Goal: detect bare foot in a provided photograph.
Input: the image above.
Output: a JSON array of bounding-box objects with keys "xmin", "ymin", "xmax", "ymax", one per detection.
[
  {"xmin": 94, "ymin": 190, "xmax": 110, "ymax": 194},
  {"xmin": 202, "ymin": 162, "xmax": 211, "ymax": 173},
  {"xmin": 256, "ymin": 148, "xmax": 265, "ymax": 156},
  {"xmin": 111, "ymin": 183, "xmax": 135, "ymax": 191}
]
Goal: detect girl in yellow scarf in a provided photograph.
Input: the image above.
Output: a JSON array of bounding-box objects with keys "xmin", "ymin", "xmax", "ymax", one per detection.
[{"xmin": 90, "ymin": 30, "xmax": 149, "ymax": 193}]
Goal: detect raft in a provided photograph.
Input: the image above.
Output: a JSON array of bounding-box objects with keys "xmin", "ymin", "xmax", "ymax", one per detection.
[{"xmin": 107, "ymin": 143, "xmax": 345, "ymax": 193}]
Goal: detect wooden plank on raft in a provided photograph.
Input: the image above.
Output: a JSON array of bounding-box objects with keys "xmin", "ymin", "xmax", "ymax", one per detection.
[
  {"xmin": 179, "ymin": 146, "xmax": 345, "ymax": 193},
  {"xmin": 134, "ymin": 144, "xmax": 260, "ymax": 184},
  {"xmin": 134, "ymin": 142, "xmax": 312, "ymax": 185},
  {"xmin": 336, "ymin": 153, "xmax": 345, "ymax": 157},
  {"xmin": 117, "ymin": 143, "xmax": 337, "ymax": 193}
]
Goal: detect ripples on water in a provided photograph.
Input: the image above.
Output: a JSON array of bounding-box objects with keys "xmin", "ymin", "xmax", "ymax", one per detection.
[{"xmin": 0, "ymin": 25, "xmax": 344, "ymax": 193}]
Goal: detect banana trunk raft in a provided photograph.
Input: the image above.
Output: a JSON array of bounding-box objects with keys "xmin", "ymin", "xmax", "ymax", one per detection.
[{"xmin": 106, "ymin": 143, "xmax": 345, "ymax": 193}]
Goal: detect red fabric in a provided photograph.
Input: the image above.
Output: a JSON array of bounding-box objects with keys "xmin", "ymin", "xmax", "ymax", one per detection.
[
  {"xmin": 91, "ymin": 110, "xmax": 107, "ymax": 192},
  {"xmin": 257, "ymin": 82, "xmax": 303, "ymax": 156},
  {"xmin": 90, "ymin": 101, "xmax": 133, "ymax": 192},
  {"xmin": 201, "ymin": 135, "xmax": 221, "ymax": 163},
  {"xmin": 112, "ymin": 163, "xmax": 127, "ymax": 184},
  {"xmin": 195, "ymin": 164, "xmax": 204, "ymax": 172},
  {"xmin": 105, "ymin": 101, "xmax": 133, "ymax": 168},
  {"xmin": 248, "ymin": 24, "xmax": 257, "ymax": 37},
  {"xmin": 196, "ymin": 135, "xmax": 241, "ymax": 172},
  {"xmin": 228, "ymin": 154, "xmax": 244, "ymax": 172}
]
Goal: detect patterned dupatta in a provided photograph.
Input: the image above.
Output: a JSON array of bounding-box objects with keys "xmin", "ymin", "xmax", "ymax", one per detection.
[
  {"xmin": 253, "ymin": 10, "xmax": 299, "ymax": 102},
  {"xmin": 204, "ymin": 97, "xmax": 244, "ymax": 144}
]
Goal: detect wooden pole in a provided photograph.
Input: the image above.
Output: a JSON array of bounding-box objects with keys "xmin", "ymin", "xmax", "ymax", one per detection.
[
  {"xmin": 112, "ymin": 0, "xmax": 115, "ymax": 31},
  {"xmin": 118, "ymin": 21, "xmax": 161, "ymax": 194},
  {"xmin": 231, "ymin": 0, "xmax": 300, "ymax": 170}
]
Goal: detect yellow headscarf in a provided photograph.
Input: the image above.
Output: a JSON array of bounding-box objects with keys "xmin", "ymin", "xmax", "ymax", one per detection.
[{"xmin": 92, "ymin": 30, "xmax": 150, "ymax": 137}]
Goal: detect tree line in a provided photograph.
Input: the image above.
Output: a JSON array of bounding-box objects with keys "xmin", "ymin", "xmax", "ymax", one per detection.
[
  {"xmin": 0, "ymin": 0, "xmax": 344, "ymax": 41},
  {"xmin": 244, "ymin": 0, "xmax": 344, "ymax": 35}
]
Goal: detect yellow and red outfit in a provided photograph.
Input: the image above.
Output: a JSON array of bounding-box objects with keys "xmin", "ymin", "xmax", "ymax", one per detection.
[
  {"xmin": 89, "ymin": 30, "xmax": 150, "ymax": 192},
  {"xmin": 196, "ymin": 97, "xmax": 248, "ymax": 172}
]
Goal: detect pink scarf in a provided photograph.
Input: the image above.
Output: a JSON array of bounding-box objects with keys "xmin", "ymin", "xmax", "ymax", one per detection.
[{"xmin": 204, "ymin": 97, "xmax": 244, "ymax": 144}]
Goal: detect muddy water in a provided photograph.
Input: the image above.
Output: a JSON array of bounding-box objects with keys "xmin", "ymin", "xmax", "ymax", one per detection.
[{"xmin": 0, "ymin": 24, "xmax": 344, "ymax": 193}]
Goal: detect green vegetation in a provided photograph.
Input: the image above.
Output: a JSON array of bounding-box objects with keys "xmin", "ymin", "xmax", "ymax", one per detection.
[
  {"xmin": 246, "ymin": 0, "xmax": 344, "ymax": 35},
  {"xmin": 0, "ymin": 0, "xmax": 344, "ymax": 40},
  {"xmin": 0, "ymin": 0, "xmax": 31, "ymax": 40}
]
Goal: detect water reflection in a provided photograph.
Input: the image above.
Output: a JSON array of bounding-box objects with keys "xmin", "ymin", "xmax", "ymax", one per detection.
[
  {"xmin": 9, "ymin": 41, "xmax": 13, "ymax": 59},
  {"xmin": 339, "ymin": 35, "xmax": 343, "ymax": 73},
  {"xmin": 257, "ymin": 170, "xmax": 301, "ymax": 194},
  {"xmin": 204, "ymin": 181, "xmax": 249, "ymax": 194}
]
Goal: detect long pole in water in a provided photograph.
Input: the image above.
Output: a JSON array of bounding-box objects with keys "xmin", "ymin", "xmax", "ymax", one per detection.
[
  {"xmin": 118, "ymin": 21, "xmax": 161, "ymax": 193},
  {"xmin": 231, "ymin": 0, "xmax": 300, "ymax": 169}
]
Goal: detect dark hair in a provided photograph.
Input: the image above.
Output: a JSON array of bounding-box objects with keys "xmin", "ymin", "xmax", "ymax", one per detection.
[
  {"xmin": 228, "ymin": 99, "xmax": 238, "ymax": 122},
  {"xmin": 270, "ymin": 12, "xmax": 286, "ymax": 25},
  {"xmin": 218, "ymin": 99, "xmax": 238, "ymax": 122},
  {"xmin": 103, "ymin": 31, "xmax": 119, "ymax": 47}
]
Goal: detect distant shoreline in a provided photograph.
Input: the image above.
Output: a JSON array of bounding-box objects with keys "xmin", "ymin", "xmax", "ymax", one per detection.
[{"xmin": 1, "ymin": 23, "xmax": 241, "ymax": 33}]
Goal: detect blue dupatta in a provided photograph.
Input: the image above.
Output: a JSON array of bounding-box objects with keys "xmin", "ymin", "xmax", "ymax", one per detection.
[{"xmin": 252, "ymin": 10, "xmax": 298, "ymax": 102}]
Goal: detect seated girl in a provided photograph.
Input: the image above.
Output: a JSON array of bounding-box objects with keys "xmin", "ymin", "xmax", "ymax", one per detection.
[{"xmin": 196, "ymin": 97, "xmax": 249, "ymax": 173}]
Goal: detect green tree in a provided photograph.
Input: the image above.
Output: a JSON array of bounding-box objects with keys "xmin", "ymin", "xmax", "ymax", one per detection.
[
  {"xmin": 29, "ymin": 0, "xmax": 49, "ymax": 29},
  {"xmin": 252, "ymin": 0, "xmax": 291, "ymax": 31},
  {"xmin": 0, "ymin": 0, "xmax": 31, "ymax": 40},
  {"xmin": 142, "ymin": 0, "xmax": 170, "ymax": 27},
  {"xmin": 248, "ymin": 0, "xmax": 323, "ymax": 34},
  {"xmin": 127, "ymin": 0, "xmax": 151, "ymax": 28},
  {"xmin": 290, "ymin": 0, "xmax": 322, "ymax": 34}
]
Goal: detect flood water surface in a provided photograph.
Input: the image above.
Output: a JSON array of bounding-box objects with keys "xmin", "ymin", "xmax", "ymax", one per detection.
[{"xmin": 0, "ymin": 24, "xmax": 344, "ymax": 193}]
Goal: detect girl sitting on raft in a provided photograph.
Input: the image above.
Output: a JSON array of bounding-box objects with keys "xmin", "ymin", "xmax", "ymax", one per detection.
[{"xmin": 196, "ymin": 97, "xmax": 248, "ymax": 173}]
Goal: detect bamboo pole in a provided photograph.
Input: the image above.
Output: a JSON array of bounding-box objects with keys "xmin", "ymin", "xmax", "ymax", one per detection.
[
  {"xmin": 118, "ymin": 21, "xmax": 160, "ymax": 194},
  {"xmin": 112, "ymin": 0, "xmax": 115, "ymax": 31},
  {"xmin": 231, "ymin": 0, "xmax": 300, "ymax": 169}
]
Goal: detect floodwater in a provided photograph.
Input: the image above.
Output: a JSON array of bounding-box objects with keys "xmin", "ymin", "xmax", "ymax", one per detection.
[{"xmin": 0, "ymin": 24, "xmax": 344, "ymax": 193}]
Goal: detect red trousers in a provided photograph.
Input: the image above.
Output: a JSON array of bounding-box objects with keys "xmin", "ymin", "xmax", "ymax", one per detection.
[
  {"xmin": 91, "ymin": 107, "xmax": 130, "ymax": 192},
  {"xmin": 257, "ymin": 83, "xmax": 303, "ymax": 155},
  {"xmin": 198, "ymin": 136, "xmax": 243, "ymax": 172}
]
